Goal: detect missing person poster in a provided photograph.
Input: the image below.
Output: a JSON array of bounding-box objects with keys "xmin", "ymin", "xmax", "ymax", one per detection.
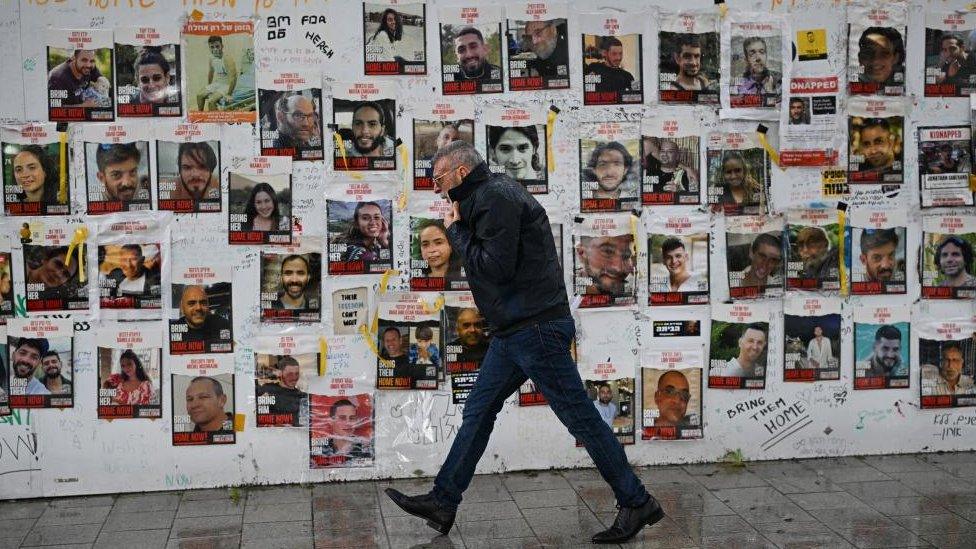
[
  {"xmin": 254, "ymin": 334, "xmax": 319, "ymax": 427},
  {"xmin": 257, "ymin": 71, "xmax": 323, "ymax": 161},
  {"xmin": 779, "ymin": 76, "xmax": 841, "ymax": 167},
  {"xmin": 154, "ymin": 122, "xmax": 222, "ymax": 213},
  {"xmin": 363, "ymin": 2, "xmax": 427, "ymax": 76},
  {"xmin": 580, "ymin": 377, "xmax": 635, "ymax": 445},
  {"xmin": 97, "ymin": 213, "xmax": 167, "ymax": 319},
  {"xmin": 918, "ymin": 125, "xmax": 972, "ymax": 208},
  {"xmin": 18, "ymin": 219, "xmax": 90, "ymax": 313},
  {"xmin": 918, "ymin": 310, "xmax": 976, "ymax": 409},
  {"xmin": 47, "ymin": 28, "xmax": 114, "ymax": 122},
  {"xmin": 506, "ymin": 2, "xmax": 570, "ymax": 91},
  {"xmin": 786, "ymin": 209, "xmax": 840, "ymax": 292},
  {"xmin": 847, "ymin": 97, "xmax": 904, "ymax": 184},
  {"xmin": 706, "ymin": 131, "xmax": 769, "ymax": 215},
  {"xmin": 172, "ymin": 362, "xmax": 235, "ymax": 445},
  {"xmin": 326, "ymin": 185, "xmax": 394, "ymax": 275},
  {"xmin": 1, "ymin": 123, "xmax": 70, "ymax": 216},
  {"xmin": 658, "ymin": 12, "xmax": 720, "ymax": 106},
  {"xmin": 7, "ymin": 318, "xmax": 73, "ymax": 409},
  {"xmin": 722, "ymin": 14, "xmax": 786, "ymax": 118},
  {"xmin": 646, "ymin": 209, "xmax": 709, "ymax": 306},
  {"xmin": 260, "ymin": 245, "xmax": 321, "ymax": 324},
  {"xmin": 79, "ymin": 124, "xmax": 151, "ymax": 214},
  {"xmin": 783, "ymin": 295, "xmax": 841, "ymax": 382},
  {"xmin": 922, "ymin": 214, "xmax": 976, "ymax": 299},
  {"xmin": 114, "ymin": 26, "xmax": 182, "ymax": 117},
  {"xmin": 310, "ymin": 393, "xmax": 374, "ymax": 468},
  {"xmin": 97, "ymin": 323, "xmax": 162, "ymax": 419},
  {"xmin": 573, "ymin": 213, "xmax": 637, "ymax": 309},
  {"xmin": 228, "ymin": 156, "xmax": 293, "ymax": 245},
  {"xmin": 641, "ymin": 347, "xmax": 703, "ymax": 440},
  {"xmin": 0, "ymin": 327, "xmax": 7, "ymax": 416},
  {"xmin": 332, "ymin": 80, "xmax": 397, "ymax": 171},
  {"xmin": 519, "ymin": 380, "xmax": 546, "ymax": 406},
  {"xmin": 183, "ymin": 20, "xmax": 256, "ymax": 123},
  {"xmin": 581, "ymin": 12, "xmax": 643, "ymax": 105},
  {"xmin": 331, "ymin": 286, "xmax": 368, "ymax": 335},
  {"xmin": 848, "ymin": 207, "xmax": 907, "ymax": 295},
  {"xmin": 848, "ymin": 2, "xmax": 906, "ymax": 96},
  {"xmin": 726, "ymin": 215, "xmax": 784, "ymax": 300},
  {"xmin": 413, "ymin": 100, "xmax": 475, "ymax": 190},
  {"xmin": 410, "ymin": 202, "xmax": 468, "ymax": 291},
  {"xmin": 439, "ymin": 5, "xmax": 504, "ymax": 95},
  {"xmin": 641, "ymin": 112, "xmax": 703, "ymax": 206},
  {"xmin": 708, "ymin": 302, "xmax": 769, "ymax": 389},
  {"xmin": 854, "ymin": 305, "xmax": 910, "ymax": 390},
  {"xmin": 0, "ymin": 244, "xmax": 12, "ymax": 323},
  {"xmin": 924, "ymin": 12, "xmax": 976, "ymax": 97},
  {"xmin": 579, "ymin": 122, "xmax": 640, "ymax": 213},
  {"xmin": 169, "ymin": 261, "xmax": 233, "ymax": 355},
  {"xmin": 483, "ymin": 104, "xmax": 548, "ymax": 193},
  {"xmin": 443, "ymin": 293, "xmax": 490, "ymax": 404},
  {"xmin": 376, "ymin": 293, "xmax": 441, "ymax": 390}
]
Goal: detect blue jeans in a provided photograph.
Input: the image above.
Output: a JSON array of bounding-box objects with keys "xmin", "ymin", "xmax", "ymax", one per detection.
[{"xmin": 432, "ymin": 316, "xmax": 649, "ymax": 511}]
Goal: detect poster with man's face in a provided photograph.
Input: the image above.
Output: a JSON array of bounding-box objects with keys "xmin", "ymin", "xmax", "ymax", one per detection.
[
  {"xmin": 924, "ymin": 13, "xmax": 976, "ymax": 97},
  {"xmin": 658, "ymin": 13, "xmax": 719, "ymax": 105},
  {"xmin": 413, "ymin": 101, "xmax": 475, "ymax": 190},
  {"xmin": 641, "ymin": 114, "xmax": 703, "ymax": 206},
  {"xmin": 376, "ymin": 294, "xmax": 441, "ymax": 390},
  {"xmin": 98, "ymin": 243, "xmax": 162, "ymax": 311},
  {"xmin": 260, "ymin": 251, "xmax": 321, "ymax": 324},
  {"xmin": 47, "ymin": 28, "xmax": 115, "ymax": 122},
  {"xmin": 727, "ymin": 22, "xmax": 783, "ymax": 111},
  {"xmin": 726, "ymin": 215, "xmax": 784, "ymax": 301},
  {"xmin": 848, "ymin": 4, "xmax": 907, "ymax": 96},
  {"xmin": 172, "ymin": 373, "xmax": 235, "ymax": 445},
  {"xmin": 255, "ymin": 350, "xmax": 316, "ymax": 427},
  {"xmin": 363, "ymin": 3, "xmax": 427, "ymax": 76},
  {"xmin": 785, "ymin": 210, "xmax": 840, "ymax": 292},
  {"xmin": 115, "ymin": 26, "xmax": 182, "ymax": 117},
  {"xmin": 506, "ymin": 3, "xmax": 570, "ymax": 91},
  {"xmin": 573, "ymin": 216, "xmax": 637, "ymax": 308},
  {"xmin": 258, "ymin": 78, "xmax": 323, "ymax": 161},
  {"xmin": 169, "ymin": 263, "xmax": 233, "ymax": 355},
  {"xmin": 580, "ymin": 378, "xmax": 635, "ymax": 445},
  {"xmin": 227, "ymin": 156, "xmax": 293, "ymax": 245},
  {"xmin": 848, "ymin": 110, "xmax": 904, "ymax": 184},
  {"xmin": 582, "ymin": 12, "xmax": 643, "ymax": 106},
  {"xmin": 439, "ymin": 6, "xmax": 504, "ymax": 95},
  {"xmin": 709, "ymin": 303, "xmax": 769, "ymax": 390},
  {"xmin": 81, "ymin": 125, "xmax": 152, "ymax": 214},
  {"xmin": 921, "ymin": 215, "xmax": 976, "ymax": 300},
  {"xmin": 848, "ymin": 208, "xmax": 907, "ymax": 296},
  {"xmin": 641, "ymin": 348, "xmax": 702, "ymax": 440},
  {"xmin": 917, "ymin": 126, "xmax": 973, "ymax": 208},
  {"xmin": 579, "ymin": 123, "xmax": 641, "ymax": 213},
  {"xmin": 183, "ymin": 20, "xmax": 256, "ymax": 124},
  {"xmin": 7, "ymin": 318, "xmax": 74, "ymax": 409},
  {"xmin": 2, "ymin": 125, "xmax": 70, "ymax": 216},
  {"xmin": 918, "ymin": 312, "xmax": 976, "ymax": 409},
  {"xmin": 310, "ymin": 393, "xmax": 374, "ymax": 468},
  {"xmin": 97, "ymin": 323, "xmax": 162, "ymax": 419},
  {"xmin": 333, "ymin": 84, "xmax": 397, "ymax": 171},
  {"xmin": 21, "ymin": 220, "xmax": 90, "ymax": 313},
  {"xmin": 783, "ymin": 296, "xmax": 841, "ymax": 382},
  {"xmin": 155, "ymin": 123, "xmax": 222, "ymax": 213},
  {"xmin": 854, "ymin": 306, "xmax": 910, "ymax": 390}
]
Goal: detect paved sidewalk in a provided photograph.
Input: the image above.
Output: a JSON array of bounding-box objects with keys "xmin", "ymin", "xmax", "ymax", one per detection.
[{"xmin": 0, "ymin": 452, "xmax": 973, "ymax": 548}]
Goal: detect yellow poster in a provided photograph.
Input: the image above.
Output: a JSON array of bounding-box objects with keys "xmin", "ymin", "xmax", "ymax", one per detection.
[{"xmin": 797, "ymin": 29, "xmax": 828, "ymax": 61}]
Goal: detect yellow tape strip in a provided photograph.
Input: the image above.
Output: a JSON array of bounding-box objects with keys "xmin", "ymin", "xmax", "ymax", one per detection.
[
  {"xmin": 318, "ymin": 337, "xmax": 328, "ymax": 377},
  {"xmin": 359, "ymin": 323, "xmax": 393, "ymax": 368},
  {"xmin": 398, "ymin": 143, "xmax": 410, "ymax": 210},
  {"xmin": 64, "ymin": 226, "xmax": 88, "ymax": 283},
  {"xmin": 969, "ymin": 174, "xmax": 976, "ymax": 192},
  {"xmin": 756, "ymin": 131, "xmax": 782, "ymax": 170},
  {"xmin": 546, "ymin": 109, "xmax": 557, "ymax": 173},
  {"xmin": 378, "ymin": 269, "xmax": 399, "ymax": 294},
  {"xmin": 58, "ymin": 130, "xmax": 68, "ymax": 204},
  {"xmin": 419, "ymin": 295, "xmax": 445, "ymax": 315},
  {"xmin": 718, "ymin": 3, "xmax": 728, "ymax": 18},
  {"xmin": 629, "ymin": 213, "xmax": 639, "ymax": 256},
  {"xmin": 234, "ymin": 413, "xmax": 245, "ymax": 432},
  {"xmin": 837, "ymin": 208, "xmax": 848, "ymax": 297}
]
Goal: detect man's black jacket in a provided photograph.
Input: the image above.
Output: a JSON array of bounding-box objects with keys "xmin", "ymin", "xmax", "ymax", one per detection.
[{"xmin": 446, "ymin": 162, "xmax": 570, "ymax": 336}]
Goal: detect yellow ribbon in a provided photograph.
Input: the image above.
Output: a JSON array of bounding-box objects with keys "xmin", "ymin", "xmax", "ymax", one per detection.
[
  {"xmin": 969, "ymin": 174, "xmax": 976, "ymax": 192},
  {"xmin": 359, "ymin": 323, "xmax": 393, "ymax": 368},
  {"xmin": 717, "ymin": 2, "xmax": 728, "ymax": 18},
  {"xmin": 837, "ymin": 207, "xmax": 848, "ymax": 297},
  {"xmin": 629, "ymin": 213, "xmax": 639, "ymax": 256},
  {"xmin": 333, "ymin": 131, "xmax": 348, "ymax": 169},
  {"xmin": 58, "ymin": 130, "xmax": 68, "ymax": 204},
  {"xmin": 318, "ymin": 336, "xmax": 328, "ymax": 377},
  {"xmin": 546, "ymin": 108, "xmax": 558, "ymax": 173},
  {"xmin": 64, "ymin": 226, "xmax": 88, "ymax": 283},
  {"xmin": 398, "ymin": 143, "xmax": 410, "ymax": 210},
  {"xmin": 756, "ymin": 130, "xmax": 783, "ymax": 170},
  {"xmin": 419, "ymin": 295, "xmax": 445, "ymax": 315},
  {"xmin": 378, "ymin": 269, "xmax": 399, "ymax": 295}
]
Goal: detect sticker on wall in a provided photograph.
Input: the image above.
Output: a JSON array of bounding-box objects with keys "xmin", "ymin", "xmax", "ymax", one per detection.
[
  {"xmin": 171, "ymin": 364, "xmax": 235, "ymax": 445},
  {"xmin": 97, "ymin": 212, "xmax": 169, "ymax": 320},
  {"xmin": 410, "ymin": 200, "xmax": 468, "ymax": 292},
  {"xmin": 779, "ymin": 76, "xmax": 841, "ymax": 167},
  {"xmin": 18, "ymin": 219, "xmax": 90, "ymax": 314},
  {"xmin": 331, "ymin": 286, "xmax": 368, "ymax": 335},
  {"xmin": 97, "ymin": 322, "xmax": 163, "ymax": 419},
  {"xmin": 721, "ymin": 13, "xmax": 787, "ymax": 119}
]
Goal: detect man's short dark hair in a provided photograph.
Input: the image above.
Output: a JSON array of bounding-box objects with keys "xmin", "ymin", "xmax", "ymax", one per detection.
[
  {"xmin": 941, "ymin": 33, "xmax": 965, "ymax": 49},
  {"xmin": 190, "ymin": 375, "xmax": 224, "ymax": 397},
  {"xmin": 383, "ymin": 326, "xmax": 401, "ymax": 338},
  {"xmin": 178, "ymin": 142, "xmax": 218, "ymax": 172},
  {"xmin": 455, "ymin": 26, "xmax": 484, "ymax": 44},
  {"xmin": 13, "ymin": 338, "xmax": 47, "ymax": 357},
  {"xmin": 874, "ymin": 324, "xmax": 901, "ymax": 342},
  {"xmin": 744, "ymin": 323, "xmax": 767, "ymax": 337},
  {"xmin": 859, "ymin": 26, "xmax": 905, "ymax": 65},
  {"xmin": 120, "ymin": 244, "xmax": 143, "ymax": 258},
  {"xmin": 942, "ymin": 341, "xmax": 964, "ymax": 356},
  {"xmin": 208, "ymin": 36, "xmax": 222, "ymax": 45},
  {"xmin": 861, "ymin": 118, "xmax": 892, "ymax": 135},
  {"xmin": 587, "ymin": 141, "xmax": 633, "ymax": 172},
  {"xmin": 676, "ymin": 34, "xmax": 702, "ymax": 50},
  {"xmin": 742, "ymin": 36, "xmax": 766, "ymax": 54},
  {"xmin": 860, "ymin": 228, "xmax": 899, "ymax": 255},
  {"xmin": 41, "ymin": 350, "xmax": 60, "ymax": 361},
  {"xmin": 277, "ymin": 356, "xmax": 300, "ymax": 370},
  {"xmin": 415, "ymin": 326, "xmax": 434, "ymax": 341},
  {"xmin": 789, "ymin": 97, "xmax": 804, "ymax": 107},
  {"xmin": 330, "ymin": 398, "xmax": 356, "ymax": 417},
  {"xmin": 936, "ymin": 235, "xmax": 974, "ymax": 274},
  {"xmin": 95, "ymin": 143, "xmax": 141, "ymax": 173},
  {"xmin": 352, "ymin": 101, "xmax": 387, "ymax": 127},
  {"xmin": 661, "ymin": 237, "xmax": 685, "ymax": 256},
  {"xmin": 600, "ymin": 36, "xmax": 622, "ymax": 50},
  {"xmin": 280, "ymin": 254, "xmax": 310, "ymax": 273},
  {"xmin": 751, "ymin": 233, "xmax": 781, "ymax": 254}
]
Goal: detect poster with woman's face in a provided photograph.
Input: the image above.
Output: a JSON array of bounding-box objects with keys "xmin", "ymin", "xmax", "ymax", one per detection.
[
  {"xmin": 19, "ymin": 220, "xmax": 90, "ymax": 314},
  {"xmin": 81, "ymin": 122, "xmax": 152, "ymax": 214},
  {"xmin": 483, "ymin": 105, "xmax": 549, "ymax": 193},
  {"xmin": 2, "ymin": 124, "xmax": 70, "ymax": 216},
  {"xmin": 363, "ymin": 3, "xmax": 427, "ymax": 76},
  {"xmin": 706, "ymin": 131, "xmax": 768, "ymax": 216},
  {"xmin": 114, "ymin": 26, "xmax": 182, "ymax": 117},
  {"xmin": 97, "ymin": 323, "xmax": 162, "ymax": 419},
  {"xmin": 327, "ymin": 198, "xmax": 394, "ymax": 275},
  {"xmin": 410, "ymin": 215, "xmax": 468, "ymax": 291},
  {"xmin": 228, "ymin": 156, "xmax": 293, "ymax": 245},
  {"xmin": 155, "ymin": 122, "xmax": 222, "ymax": 214}
]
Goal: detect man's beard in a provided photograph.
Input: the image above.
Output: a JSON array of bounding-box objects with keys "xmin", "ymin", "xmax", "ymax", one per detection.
[
  {"xmin": 353, "ymin": 135, "xmax": 382, "ymax": 155},
  {"xmin": 285, "ymin": 283, "xmax": 306, "ymax": 299},
  {"xmin": 461, "ymin": 60, "xmax": 487, "ymax": 78},
  {"xmin": 14, "ymin": 362, "xmax": 34, "ymax": 378},
  {"xmin": 180, "ymin": 174, "xmax": 212, "ymax": 200},
  {"xmin": 45, "ymin": 369, "xmax": 60, "ymax": 379}
]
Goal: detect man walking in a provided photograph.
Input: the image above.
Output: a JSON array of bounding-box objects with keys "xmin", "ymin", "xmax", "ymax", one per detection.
[{"xmin": 384, "ymin": 141, "xmax": 662, "ymax": 543}]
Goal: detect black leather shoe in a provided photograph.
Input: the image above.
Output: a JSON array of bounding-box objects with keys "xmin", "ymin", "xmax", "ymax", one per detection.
[
  {"xmin": 591, "ymin": 495, "xmax": 665, "ymax": 544},
  {"xmin": 384, "ymin": 488, "xmax": 456, "ymax": 535}
]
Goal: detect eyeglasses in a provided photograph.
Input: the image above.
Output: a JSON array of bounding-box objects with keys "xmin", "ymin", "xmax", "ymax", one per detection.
[
  {"xmin": 289, "ymin": 112, "xmax": 317, "ymax": 123},
  {"xmin": 658, "ymin": 386, "xmax": 691, "ymax": 402},
  {"xmin": 139, "ymin": 74, "xmax": 166, "ymax": 85},
  {"xmin": 432, "ymin": 166, "xmax": 458, "ymax": 184}
]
